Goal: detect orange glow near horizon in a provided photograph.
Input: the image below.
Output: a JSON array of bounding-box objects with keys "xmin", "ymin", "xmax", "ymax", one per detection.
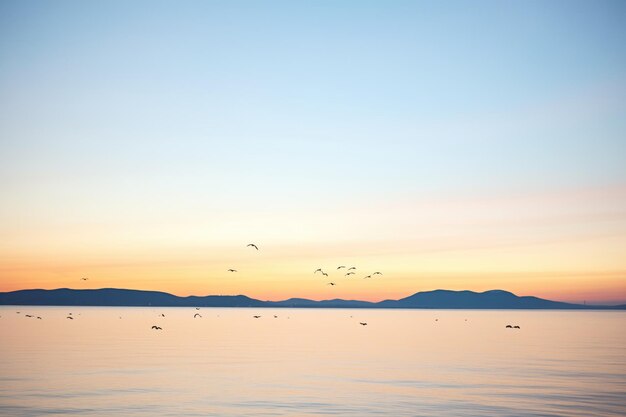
[{"xmin": 1, "ymin": 185, "xmax": 625, "ymax": 304}]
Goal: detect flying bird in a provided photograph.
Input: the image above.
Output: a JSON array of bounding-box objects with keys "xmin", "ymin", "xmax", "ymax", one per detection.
[
  {"xmin": 337, "ymin": 266, "xmax": 345, "ymax": 269},
  {"xmin": 67, "ymin": 316, "xmax": 74, "ymax": 320},
  {"xmin": 25, "ymin": 315, "xmax": 33, "ymax": 318},
  {"xmin": 359, "ymin": 322, "xmax": 368, "ymax": 326},
  {"xmin": 253, "ymin": 315, "xmax": 261, "ymax": 318},
  {"xmin": 314, "ymin": 268, "xmax": 323, "ymax": 274},
  {"xmin": 513, "ymin": 325, "xmax": 520, "ymax": 329},
  {"xmin": 37, "ymin": 317, "xmax": 42, "ymax": 320},
  {"xmin": 80, "ymin": 277, "xmax": 88, "ymax": 281},
  {"xmin": 322, "ymin": 272, "xmax": 328, "ymax": 277},
  {"xmin": 327, "ymin": 282, "xmax": 336, "ymax": 286},
  {"xmin": 160, "ymin": 314, "xmax": 165, "ymax": 317},
  {"xmin": 227, "ymin": 269, "xmax": 237, "ymax": 272},
  {"xmin": 363, "ymin": 275, "xmax": 372, "ymax": 279},
  {"xmin": 373, "ymin": 272, "xmax": 382, "ymax": 275},
  {"xmin": 195, "ymin": 308, "xmax": 200, "ymax": 310},
  {"xmin": 274, "ymin": 315, "xmax": 278, "ymax": 318},
  {"xmin": 345, "ymin": 272, "xmax": 355, "ymax": 276},
  {"xmin": 194, "ymin": 313, "xmax": 202, "ymax": 318},
  {"xmin": 151, "ymin": 326, "xmax": 162, "ymax": 330},
  {"xmin": 348, "ymin": 267, "xmax": 356, "ymax": 270},
  {"xmin": 247, "ymin": 243, "xmax": 259, "ymax": 250}
]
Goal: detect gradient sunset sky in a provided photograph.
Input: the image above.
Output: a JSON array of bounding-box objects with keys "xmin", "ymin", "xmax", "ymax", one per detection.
[{"xmin": 1, "ymin": 1, "xmax": 625, "ymax": 304}]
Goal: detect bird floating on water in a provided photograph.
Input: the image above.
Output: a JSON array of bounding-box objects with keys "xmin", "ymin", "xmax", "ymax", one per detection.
[{"xmin": 247, "ymin": 243, "xmax": 259, "ymax": 250}]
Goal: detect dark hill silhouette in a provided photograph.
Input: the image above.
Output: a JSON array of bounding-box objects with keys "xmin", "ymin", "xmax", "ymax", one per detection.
[
  {"xmin": 0, "ymin": 288, "xmax": 624, "ymax": 309},
  {"xmin": 376, "ymin": 289, "xmax": 581, "ymax": 309}
]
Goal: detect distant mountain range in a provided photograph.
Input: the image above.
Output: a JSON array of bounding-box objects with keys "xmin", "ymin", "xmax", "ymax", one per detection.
[{"xmin": 1, "ymin": 288, "xmax": 624, "ymax": 309}]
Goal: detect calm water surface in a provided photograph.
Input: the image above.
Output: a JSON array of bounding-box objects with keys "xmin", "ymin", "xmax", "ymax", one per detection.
[{"xmin": 0, "ymin": 307, "xmax": 624, "ymax": 416}]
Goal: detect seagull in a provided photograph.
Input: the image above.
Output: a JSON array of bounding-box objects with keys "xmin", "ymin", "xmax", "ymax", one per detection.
[
  {"xmin": 506, "ymin": 325, "xmax": 513, "ymax": 328},
  {"xmin": 227, "ymin": 269, "xmax": 237, "ymax": 272},
  {"xmin": 337, "ymin": 266, "xmax": 346, "ymax": 270},
  {"xmin": 373, "ymin": 272, "xmax": 382, "ymax": 275},
  {"xmin": 151, "ymin": 326, "xmax": 162, "ymax": 330},
  {"xmin": 359, "ymin": 322, "xmax": 368, "ymax": 326},
  {"xmin": 363, "ymin": 275, "xmax": 372, "ymax": 279},
  {"xmin": 314, "ymin": 268, "xmax": 323, "ymax": 274},
  {"xmin": 247, "ymin": 243, "xmax": 259, "ymax": 250},
  {"xmin": 194, "ymin": 313, "xmax": 202, "ymax": 318},
  {"xmin": 80, "ymin": 277, "xmax": 88, "ymax": 281},
  {"xmin": 328, "ymin": 282, "xmax": 336, "ymax": 286},
  {"xmin": 67, "ymin": 316, "xmax": 74, "ymax": 320},
  {"xmin": 348, "ymin": 267, "xmax": 356, "ymax": 270},
  {"xmin": 253, "ymin": 315, "xmax": 261, "ymax": 318},
  {"xmin": 513, "ymin": 325, "xmax": 520, "ymax": 329},
  {"xmin": 322, "ymin": 272, "xmax": 328, "ymax": 277},
  {"xmin": 345, "ymin": 272, "xmax": 355, "ymax": 276}
]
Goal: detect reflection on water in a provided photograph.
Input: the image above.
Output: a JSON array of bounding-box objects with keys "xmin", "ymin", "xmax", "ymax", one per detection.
[{"xmin": 0, "ymin": 307, "xmax": 624, "ymax": 416}]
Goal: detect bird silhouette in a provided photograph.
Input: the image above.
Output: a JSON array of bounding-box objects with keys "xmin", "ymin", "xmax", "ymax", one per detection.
[
  {"xmin": 513, "ymin": 325, "xmax": 520, "ymax": 329},
  {"xmin": 67, "ymin": 316, "xmax": 74, "ymax": 320},
  {"xmin": 348, "ymin": 267, "xmax": 356, "ymax": 270},
  {"xmin": 25, "ymin": 315, "xmax": 33, "ymax": 318},
  {"xmin": 253, "ymin": 315, "xmax": 261, "ymax": 318},
  {"xmin": 195, "ymin": 307, "xmax": 200, "ymax": 310},
  {"xmin": 274, "ymin": 315, "xmax": 278, "ymax": 318},
  {"xmin": 37, "ymin": 317, "xmax": 42, "ymax": 320},
  {"xmin": 314, "ymin": 268, "xmax": 323, "ymax": 274},
  {"xmin": 337, "ymin": 266, "xmax": 346, "ymax": 269},
  {"xmin": 373, "ymin": 272, "xmax": 382, "ymax": 275},
  {"xmin": 359, "ymin": 322, "xmax": 367, "ymax": 326},
  {"xmin": 80, "ymin": 277, "xmax": 88, "ymax": 281},
  {"xmin": 151, "ymin": 326, "xmax": 162, "ymax": 330},
  {"xmin": 328, "ymin": 282, "xmax": 336, "ymax": 286},
  {"xmin": 247, "ymin": 243, "xmax": 259, "ymax": 250},
  {"xmin": 363, "ymin": 275, "xmax": 372, "ymax": 279},
  {"xmin": 345, "ymin": 272, "xmax": 355, "ymax": 276},
  {"xmin": 194, "ymin": 313, "xmax": 202, "ymax": 318},
  {"xmin": 322, "ymin": 272, "xmax": 328, "ymax": 277},
  {"xmin": 227, "ymin": 269, "xmax": 237, "ymax": 272},
  {"xmin": 160, "ymin": 314, "xmax": 165, "ymax": 317}
]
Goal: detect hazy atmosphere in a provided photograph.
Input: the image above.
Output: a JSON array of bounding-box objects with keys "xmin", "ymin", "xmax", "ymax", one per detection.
[{"xmin": 1, "ymin": 1, "xmax": 625, "ymax": 303}]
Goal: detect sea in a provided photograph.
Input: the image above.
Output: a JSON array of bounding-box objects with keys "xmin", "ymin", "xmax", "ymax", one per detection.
[{"xmin": 0, "ymin": 307, "xmax": 624, "ymax": 416}]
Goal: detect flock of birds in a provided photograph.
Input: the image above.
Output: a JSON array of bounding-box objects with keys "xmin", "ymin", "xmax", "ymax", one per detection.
[
  {"xmin": 227, "ymin": 243, "xmax": 384, "ymax": 288},
  {"xmin": 4, "ymin": 243, "xmax": 523, "ymax": 331}
]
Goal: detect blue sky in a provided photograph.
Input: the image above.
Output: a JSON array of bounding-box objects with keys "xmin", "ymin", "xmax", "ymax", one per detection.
[{"xmin": 1, "ymin": 1, "xmax": 625, "ymax": 302}]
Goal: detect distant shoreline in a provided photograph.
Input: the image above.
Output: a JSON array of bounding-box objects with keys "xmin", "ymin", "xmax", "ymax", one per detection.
[{"xmin": 2, "ymin": 288, "xmax": 625, "ymax": 310}]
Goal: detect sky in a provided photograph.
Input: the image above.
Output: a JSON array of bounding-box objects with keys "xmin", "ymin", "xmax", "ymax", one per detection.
[{"xmin": 1, "ymin": 1, "xmax": 625, "ymax": 304}]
